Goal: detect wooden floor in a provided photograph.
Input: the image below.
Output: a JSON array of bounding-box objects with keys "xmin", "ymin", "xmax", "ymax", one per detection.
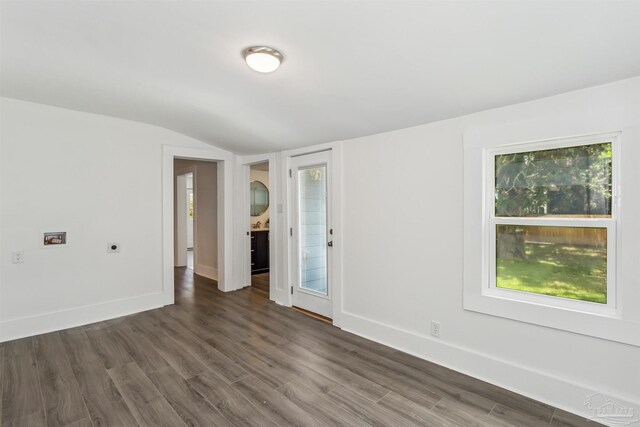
[
  {"xmin": 251, "ymin": 272, "xmax": 270, "ymax": 295},
  {"xmin": 0, "ymin": 269, "xmax": 600, "ymax": 427}
]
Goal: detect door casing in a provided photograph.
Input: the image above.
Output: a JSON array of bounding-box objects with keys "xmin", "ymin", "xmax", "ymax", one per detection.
[
  {"xmin": 283, "ymin": 142, "xmax": 344, "ymax": 327},
  {"xmin": 290, "ymin": 151, "xmax": 333, "ymax": 318},
  {"xmin": 162, "ymin": 145, "xmax": 235, "ymax": 305},
  {"xmin": 237, "ymin": 153, "xmax": 279, "ymax": 302}
]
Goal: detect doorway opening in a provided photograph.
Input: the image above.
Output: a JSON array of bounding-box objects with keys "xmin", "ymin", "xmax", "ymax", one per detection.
[
  {"xmin": 174, "ymin": 159, "xmax": 219, "ymax": 284},
  {"xmin": 186, "ymin": 173, "xmax": 194, "ymax": 269},
  {"xmin": 249, "ymin": 161, "xmax": 270, "ymax": 296},
  {"xmin": 163, "ymin": 145, "xmax": 233, "ymax": 304}
]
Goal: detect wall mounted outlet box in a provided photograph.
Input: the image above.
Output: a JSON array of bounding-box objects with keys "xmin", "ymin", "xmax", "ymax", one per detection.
[
  {"xmin": 107, "ymin": 243, "xmax": 120, "ymax": 253},
  {"xmin": 431, "ymin": 320, "xmax": 441, "ymax": 338}
]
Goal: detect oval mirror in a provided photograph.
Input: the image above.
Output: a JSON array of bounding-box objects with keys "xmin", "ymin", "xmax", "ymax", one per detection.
[{"xmin": 250, "ymin": 180, "xmax": 269, "ymax": 216}]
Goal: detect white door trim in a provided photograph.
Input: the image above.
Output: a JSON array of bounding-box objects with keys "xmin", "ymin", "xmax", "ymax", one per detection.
[
  {"xmin": 162, "ymin": 145, "xmax": 236, "ymax": 306},
  {"xmin": 283, "ymin": 141, "xmax": 344, "ymax": 327},
  {"xmin": 236, "ymin": 153, "xmax": 280, "ymax": 302}
]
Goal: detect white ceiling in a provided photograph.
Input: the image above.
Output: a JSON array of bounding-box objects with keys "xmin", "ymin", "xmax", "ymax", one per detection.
[{"xmin": 2, "ymin": 1, "xmax": 639, "ymax": 154}]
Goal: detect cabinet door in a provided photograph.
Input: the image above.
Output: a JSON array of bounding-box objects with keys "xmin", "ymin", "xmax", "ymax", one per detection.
[
  {"xmin": 250, "ymin": 232, "xmax": 258, "ymax": 271},
  {"xmin": 251, "ymin": 231, "xmax": 269, "ymax": 273}
]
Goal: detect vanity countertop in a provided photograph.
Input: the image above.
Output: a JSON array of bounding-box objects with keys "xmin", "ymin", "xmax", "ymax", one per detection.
[{"xmin": 252, "ymin": 228, "xmax": 269, "ymax": 232}]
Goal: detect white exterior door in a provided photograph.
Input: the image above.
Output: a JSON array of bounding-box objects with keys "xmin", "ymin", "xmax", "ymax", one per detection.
[{"xmin": 291, "ymin": 151, "xmax": 333, "ymax": 318}]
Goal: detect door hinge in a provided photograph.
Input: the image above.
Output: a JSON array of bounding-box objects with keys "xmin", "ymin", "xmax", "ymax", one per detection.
[
  {"xmin": 289, "ymin": 227, "xmax": 293, "ymax": 237},
  {"xmin": 291, "ymin": 286, "xmax": 293, "ymax": 295},
  {"xmin": 289, "ymin": 169, "xmax": 292, "ymax": 178}
]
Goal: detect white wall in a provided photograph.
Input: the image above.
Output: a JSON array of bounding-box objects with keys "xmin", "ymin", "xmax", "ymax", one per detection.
[
  {"xmin": 2, "ymin": 77, "xmax": 639, "ymax": 422},
  {"xmin": 0, "ymin": 97, "xmax": 228, "ymax": 341},
  {"xmin": 174, "ymin": 159, "xmax": 218, "ymax": 280},
  {"xmin": 250, "ymin": 167, "xmax": 270, "ymax": 228},
  {"xmin": 338, "ymin": 77, "xmax": 640, "ymax": 419}
]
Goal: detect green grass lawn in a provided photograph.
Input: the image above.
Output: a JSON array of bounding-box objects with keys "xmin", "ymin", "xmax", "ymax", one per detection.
[{"xmin": 496, "ymin": 242, "xmax": 607, "ymax": 304}]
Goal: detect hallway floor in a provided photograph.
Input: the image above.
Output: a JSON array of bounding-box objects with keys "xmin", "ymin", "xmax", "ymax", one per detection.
[
  {"xmin": 187, "ymin": 248, "xmax": 193, "ymax": 270},
  {"xmin": 250, "ymin": 272, "xmax": 269, "ymax": 295}
]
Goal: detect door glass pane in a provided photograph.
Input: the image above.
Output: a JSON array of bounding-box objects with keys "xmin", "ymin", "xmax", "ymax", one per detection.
[
  {"xmin": 496, "ymin": 225, "xmax": 607, "ymax": 303},
  {"xmin": 495, "ymin": 142, "xmax": 612, "ymax": 217},
  {"xmin": 298, "ymin": 166, "xmax": 328, "ymax": 295}
]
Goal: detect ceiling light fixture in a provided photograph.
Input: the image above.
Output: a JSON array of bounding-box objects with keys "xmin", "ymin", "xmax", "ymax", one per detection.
[{"xmin": 242, "ymin": 46, "xmax": 283, "ymax": 73}]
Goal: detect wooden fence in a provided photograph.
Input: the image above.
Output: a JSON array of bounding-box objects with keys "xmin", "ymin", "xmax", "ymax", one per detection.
[{"xmin": 525, "ymin": 226, "xmax": 607, "ymax": 248}]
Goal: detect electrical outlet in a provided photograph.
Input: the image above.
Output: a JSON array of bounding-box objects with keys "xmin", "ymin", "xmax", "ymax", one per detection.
[
  {"xmin": 12, "ymin": 251, "xmax": 24, "ymax": 263},
  {"xmin": 107, "ymin": 243, "xmax": 121, "ymax": 253},
  {"xmin": 431, "ymin": 320, "xmax": 441, "ymax": 338}
]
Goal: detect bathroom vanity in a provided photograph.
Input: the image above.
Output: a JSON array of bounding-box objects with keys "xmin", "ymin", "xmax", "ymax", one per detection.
[{"xmin": 251, "ymin": 229, "xmax": 269, "ymax": 273}]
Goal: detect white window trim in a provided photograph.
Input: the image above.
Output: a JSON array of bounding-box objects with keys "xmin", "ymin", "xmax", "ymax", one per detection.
[
  {"xmin": 464, "ymin": 126, "xmax": 640, "ymax": 347},
  {"xmin": 484, "ymin": 134, "xmax": 620, "ymax": 317}
]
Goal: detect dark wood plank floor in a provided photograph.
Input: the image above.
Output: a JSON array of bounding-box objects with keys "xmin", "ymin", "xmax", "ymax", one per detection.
[
  {"xmin": 0, "ymin": 268, "xmax": 601, "ymax": 426},
  {"xmin": 251, "ymin": 272, "xmax": 270, "ymax": 294}
]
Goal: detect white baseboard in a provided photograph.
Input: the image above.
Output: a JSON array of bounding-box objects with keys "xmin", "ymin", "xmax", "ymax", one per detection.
[
  {"xmin": 194, "ymin": 264, "xmax": 218, "ymax": 281},
  {"xmin": 0, "ymin": 292, "xmax": 165, "ymax": 342},
  {"xmin": 341, "ymin": 311, "xmax": 639, "ymax": 426}
]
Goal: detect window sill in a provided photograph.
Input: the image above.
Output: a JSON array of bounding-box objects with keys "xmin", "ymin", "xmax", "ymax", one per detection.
[{"xmin": 463, "ymin": 290, "xmax": 638, "ymax": 346}]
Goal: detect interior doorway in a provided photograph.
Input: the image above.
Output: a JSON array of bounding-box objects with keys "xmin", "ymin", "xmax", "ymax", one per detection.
[
  {"xmin": 249, "ymin": 161, "xmax": 270, "ymax": 295},
  {"xmin": 163, "ymin": 145, "xmax": 233, "ymax": 304},
  {"xmin": 174, "ymin": 172, "xmax": 190, "ymax": 268},
  {"xmin": 186, "ymin": 173, "xmax": 194, "ymax": 269},
  {"xmin": 174, "ymin": 159, "xmax": 219, "ymax": 283}
]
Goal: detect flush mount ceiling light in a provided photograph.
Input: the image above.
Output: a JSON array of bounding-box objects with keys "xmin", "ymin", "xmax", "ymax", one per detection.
[{"xmin": 242, "ymin": 46, "xmax": 283, "ymax": 73}]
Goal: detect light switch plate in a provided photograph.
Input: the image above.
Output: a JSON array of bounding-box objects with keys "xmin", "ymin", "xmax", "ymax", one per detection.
[{"xmin": 12, "ymin": 251, "xmax": 24, "ymax": 263}]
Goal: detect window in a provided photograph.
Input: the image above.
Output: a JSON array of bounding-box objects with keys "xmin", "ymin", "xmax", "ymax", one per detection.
[
  {"xmin": 464, "ymin": 122, "xmax": 637, "ymax": 345},
  {"xmin": 486, "ymin": 137, "xmax": 618, "ymax": 315}
]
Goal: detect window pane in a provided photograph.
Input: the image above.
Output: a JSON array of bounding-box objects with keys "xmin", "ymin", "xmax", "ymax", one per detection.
[
  {"xmin": 298, "ymin": 166, "xmax": 328, "ymax": 295},
  {"xmin": 495, "ymin": 225, "xmax": 607, "ymax": 304},
  {"xmin": 495, "ymin": 143, "xmax": 612, "ymax": 217}
]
